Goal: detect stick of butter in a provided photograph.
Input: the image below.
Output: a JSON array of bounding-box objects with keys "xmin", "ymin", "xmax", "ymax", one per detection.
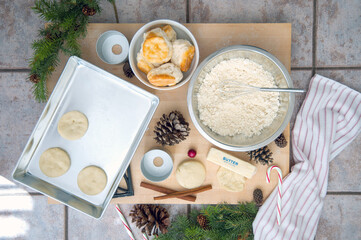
[{"xmin": 206, "ymin": 148, "xmax": 256, "ymax": 179}]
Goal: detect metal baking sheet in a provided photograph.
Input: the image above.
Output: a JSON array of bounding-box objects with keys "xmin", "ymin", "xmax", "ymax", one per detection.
[{"xmin": 12, "ymin": 56, "xmax": 159, "ymax": 218}]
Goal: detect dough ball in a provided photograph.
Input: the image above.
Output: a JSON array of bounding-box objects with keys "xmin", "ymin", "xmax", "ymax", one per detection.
[
  {"xmin": 39, "ymin": 148, "xmax": 71, "ymax": 177},
  {"xmin": 217, "ymin": 167, "xmax": 245, "ymax": 192},
  {"xmin": 77, "ymin": 166, "xmax": 107, "ymax": 195},
  {"xmin": 171, "ymin": 39, "xmax": 195, "ymax": 72},
  {"xmin": 147, "ymin": 63, "xmax": 183, "ymax": 87},
  {"xmin": 58, "ymin": 111, "xmax": 88, "ymax": 140},
  {"xmin": 176, "ymin": 160, "xmax": 206, "ymax": 189}
]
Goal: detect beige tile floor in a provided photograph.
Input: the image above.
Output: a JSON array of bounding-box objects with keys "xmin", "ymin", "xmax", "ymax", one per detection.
[{"xmin": 0, "ymin": 0, "xmax": 360, "ymax": 239}]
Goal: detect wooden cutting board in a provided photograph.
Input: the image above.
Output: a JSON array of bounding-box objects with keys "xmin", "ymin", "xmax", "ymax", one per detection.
[{"xmin": 48, "ymin": 23, "xmax": 291, "ymax": 205}]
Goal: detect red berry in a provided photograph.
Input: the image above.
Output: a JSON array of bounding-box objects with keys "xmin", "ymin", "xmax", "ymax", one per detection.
[{"xmin": 188, "ymin": 149, "xmax": 197, "ymax": 158}]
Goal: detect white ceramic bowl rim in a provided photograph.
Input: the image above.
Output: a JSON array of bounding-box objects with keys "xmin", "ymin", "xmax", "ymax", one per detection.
[
  {"xmin": 187, "ymin": 45, "xmax": 295, "ymax": 152},
  {"xmin": 96, "ymin": 30, "xmax": 129, "ymax": 64},
  {"xmin": 140, "ymin": 149, "xmax": 173, "ymax": 182},
  {"xmin": 129, "ymin": 19, "xmax": 199, "ymax": 90}
]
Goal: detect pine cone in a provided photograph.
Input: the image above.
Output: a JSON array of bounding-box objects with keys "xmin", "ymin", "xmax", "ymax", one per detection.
[
  {"xmin": 45, "ymin": 31, "xmax": 61, "ymax": 41},
  {"xmin": 45, "ymin": 32, "xmax": 54, "ymax": 41},
  {"xmin": 74, "ymin": 24, "xmax": 81, "ymax": 32},
  {"xmin": 154, "ymin": 111, "xmax": 190, "ymax": 146},
  {"xmin": 129, "ymin": 204, "xmax": 170, "ymax": 236},
  {"xmin": 274, "ymin": 133, "xmax": 287, "ymax": 148},
  {"xmin": 248, "ymin": 146, "xmax": 273, "ymax": 165},
  {"xmin": 197, "ymin": 214, "xmax": 209, "ymax": 230},
  {"xmin": 123, "ymin": 61, "xmax": 134, "ymax": 78},
  {"xmin": 82, "ymin": 5, "xmax": 96, "ymax": 16},
  {"xmin": 238, "ymin": 232, "xmax": 250, "ymax": 240},
  {"xmin": 29, "ymin": 74, "xmax": 40, "ymax": 84},
  {"xmin": 253, "ymin": 188, "xmax": 263, "ymax": 206}
]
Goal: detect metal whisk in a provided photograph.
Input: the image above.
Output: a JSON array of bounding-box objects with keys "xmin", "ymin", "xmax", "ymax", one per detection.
[{"xmin": 219, "ymin": 79, "xmax": 305, "ymax": 99}]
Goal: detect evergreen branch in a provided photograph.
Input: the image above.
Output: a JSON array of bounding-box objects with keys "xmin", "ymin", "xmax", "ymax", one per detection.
[
  {"xmin": 29, "ymin": 0, "xmax": 106, "ymax": 102},
  {"xmin": 33, "ymin": 0, "xmax": 60, "ymax": 22},
  {"xmin": 184, "ymin": 226, "xmax": 206, "ymax": 240},
  {"xmin": 32, "ymin": 75, "xmax": 47, "ymax": 102},
  {"xmin": 157, "ymin": 203, "xmax": 258, "ymax": 240}
]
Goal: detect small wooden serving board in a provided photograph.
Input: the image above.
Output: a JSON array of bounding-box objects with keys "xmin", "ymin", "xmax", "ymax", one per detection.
[{"xmin": 48, "ymin": 23, "xmax": 291, "ymax": 205}]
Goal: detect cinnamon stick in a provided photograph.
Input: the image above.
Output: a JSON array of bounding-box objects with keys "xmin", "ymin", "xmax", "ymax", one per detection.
[
  {"xmin": 140, "ymin": 182, "xmax": 196, "ymax": 202},
  {"xmin": 154, "ymin": 185, "xmax": 212, "ymax": 201}
]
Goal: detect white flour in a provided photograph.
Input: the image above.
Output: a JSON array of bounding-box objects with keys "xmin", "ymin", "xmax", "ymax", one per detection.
[{"xmin": 197, "ymin": 58, "xmax": 280, "ymax": 137}]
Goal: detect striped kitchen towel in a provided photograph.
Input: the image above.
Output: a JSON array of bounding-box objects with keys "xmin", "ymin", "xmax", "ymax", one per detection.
[{"xmin": 253, "ymin": 74, "xmax": 361, "ymax": 240}]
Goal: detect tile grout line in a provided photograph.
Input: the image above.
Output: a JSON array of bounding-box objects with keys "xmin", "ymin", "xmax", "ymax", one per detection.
[
  {"xmin": 112, "ymin": 0, "xmax": 119, "ymax": 23},
  {"xmin": 0, "ymin": 192, "xmax": 43, "ymax": 196},
  {"xmin": 0, "ymin": 69, "xmax": 30, "ymax": 72},
  {"xmin": 291, "ymin": 67, "xmax": 313, "ymax": 71},
  {"xmin": 311, "ymin": 0, "xmax": 317, "ymax": 76},
  {"xmin": 64, "ymin": 206, "xmax": 68, "ymax": 240},
  {"xmin": 326, "ymin": 192, "xmax": 361, "ymax": 195},
  {"xmin": 315, "ymin": 66, "xmax": 361, "ymax": 70},
  {"xmin": 29, "ymin": 192, "xmax": 43, "ymax": 196},
  {"xmin": 186, "ymin": 0, "xmax": 190, "ymax": 23},
  {"xmin": 292, "ymin": 66, "xmax": 361, "ymax": 71}
]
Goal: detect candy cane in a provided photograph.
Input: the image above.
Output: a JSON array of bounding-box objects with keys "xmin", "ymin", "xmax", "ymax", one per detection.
[
  {"xmin": 115, "ymin": 204, "xmax": 136, "ymax": 240},
  {"xmin": 266, "ymin": 165, "xmax": 283, "ymax": 225},
  {"xmin": 142, "ymin": 233, "xmax": 149, "ymax": 240}
]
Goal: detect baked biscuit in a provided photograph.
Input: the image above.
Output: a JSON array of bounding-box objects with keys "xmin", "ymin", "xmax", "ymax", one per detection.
[
  {"xmin": 147, "ymin": 63, "xmax": 183, "ymax": 87},
  {"xmin": 161, "ymin": 25, "xmax": 177, "ymax": 42},
  {"xmin": 137, "ymin": 52, "xmax": 154, "ymax": 74},
  {"xmin": 142, "ymin": 28, "xmax": 173, "ymax": 64},
  {"xmin": 171, "ymin": 39, "xmax": 195, "ymax": 72},
  {"xmin": 144, "ymin": 27, "xmax": 167, "ymax": 39}
]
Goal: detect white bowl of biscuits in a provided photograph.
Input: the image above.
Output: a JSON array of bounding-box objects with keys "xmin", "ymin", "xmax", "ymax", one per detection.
[{"xmin": 129, "ymin": 19, "xmax": 199, "ymax": 90}]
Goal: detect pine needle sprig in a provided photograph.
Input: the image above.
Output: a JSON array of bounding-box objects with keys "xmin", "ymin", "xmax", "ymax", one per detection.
[
  {"xmin": 158, "ymin": 215, "xmax": 191, "ymax": 240},
  {"xmin": 32, "ymin": 0, "xmax": 60, "ymax": 22},
  {"xmin": 29, "ymin": 0, "xmax": 114, "ymax": 102},
  {"xmin": 184, "ymin": 226, "xmax": 207, "ymax": 240},
  {"xmin": 157, "ymin": 202, "xmax": 258, "ymax": 240}
]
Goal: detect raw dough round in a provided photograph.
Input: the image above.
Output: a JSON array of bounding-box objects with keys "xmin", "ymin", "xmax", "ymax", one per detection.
[
  {"xmin": 217, "ymin": 167, "xmax": 245, "ymax": 192},
  {"xmin": 58, "ymin": 111, "xmax": 88, "ymax": 140},
  {"xmin": 39, "ymin": 148, "xmax": 71, "ymax": 177},
  {"xmin": 77, "ymin": 166, "xmax": 107, "ymax": 195},
  {"xmin": 176, "ymin": 160, "xmax": 206, "ymax": 189}
]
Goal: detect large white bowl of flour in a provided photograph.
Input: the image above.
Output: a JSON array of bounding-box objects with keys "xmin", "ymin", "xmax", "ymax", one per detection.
[{"xmin": 187, "ymin": 45, "xmax": 294, "ymax": 151}]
